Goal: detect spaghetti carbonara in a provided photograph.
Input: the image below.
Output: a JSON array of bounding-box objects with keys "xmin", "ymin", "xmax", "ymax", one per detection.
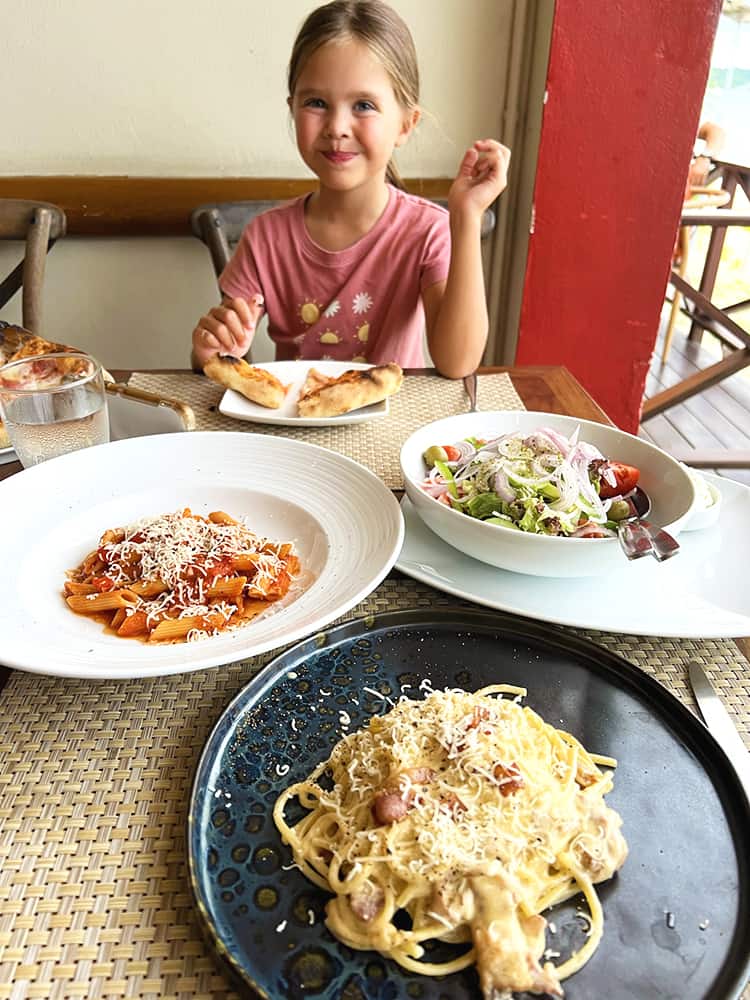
[{"xmin": 273, "ymin": 685, "xmax": 627, "ymax": 998}]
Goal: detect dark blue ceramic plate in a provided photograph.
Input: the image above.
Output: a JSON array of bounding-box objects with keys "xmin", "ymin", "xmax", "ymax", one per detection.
[{"xmin": 188, "ymin": 609, "xmax": 750, "ymax": 999}]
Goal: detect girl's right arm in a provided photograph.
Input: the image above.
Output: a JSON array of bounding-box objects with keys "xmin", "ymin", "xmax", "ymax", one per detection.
[{"xmin": 191, "ymin": 294, "xmax": 265, "ymax": 372}]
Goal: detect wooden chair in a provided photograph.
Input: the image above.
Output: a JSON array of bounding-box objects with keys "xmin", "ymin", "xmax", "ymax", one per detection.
[
  {"xmin": 661, "ymin": 185, "xmax": 731, "ymax": 364},
  {"xmin": 643, "ymin": 198, "xmax": 750, "ymax": 466},
  {"xmin": 190, "ymin": 198, "xmax": 497, "ymax": 283},
  {"xmin": 0, "ymin": 199, "xmax": 66, "ymax": 335}
]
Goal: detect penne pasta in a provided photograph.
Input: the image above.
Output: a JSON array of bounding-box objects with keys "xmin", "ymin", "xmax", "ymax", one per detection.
[
  {"xmin": 63, "ymin": 509, "xmax": 299, "ymax": 645},
  {"xmin": 66, "ymin": 590, "xmax": 139, "ymax": 614},
  {"xmin": 208, "ymin": 511, "xmax": 239, "ymax": 525},
  {"xmin": 129, "ymin": 578, "xmax": 168, "ymax": 597},
  {"xmin": 207, "ymin": 576, "xmax": 247, "ymax": 602}
]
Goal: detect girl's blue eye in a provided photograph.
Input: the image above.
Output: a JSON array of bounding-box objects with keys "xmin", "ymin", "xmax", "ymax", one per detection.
[
  {"xmin": 304, "ymin": 98, "xmax": 326, "ymax": 109},
  {"xmin": 354, "ymin": 100, "xmax": 376, "ymax": 112}
]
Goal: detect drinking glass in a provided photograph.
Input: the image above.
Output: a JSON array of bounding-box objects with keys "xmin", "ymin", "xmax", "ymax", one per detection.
[{"xmin": 0, "ymin": 352, "xmax": 110, "ymax": 468}]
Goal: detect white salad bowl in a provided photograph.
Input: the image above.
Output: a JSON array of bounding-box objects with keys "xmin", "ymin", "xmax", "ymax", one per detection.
[{"xmin": 400, "ymin": 410, "xmax": 698, "ymax": 578}]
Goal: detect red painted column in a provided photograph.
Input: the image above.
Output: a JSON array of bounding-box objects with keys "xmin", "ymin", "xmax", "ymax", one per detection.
[{"xmin": 516, "ymin": 0, "xmax": 722, "ymax": 432}]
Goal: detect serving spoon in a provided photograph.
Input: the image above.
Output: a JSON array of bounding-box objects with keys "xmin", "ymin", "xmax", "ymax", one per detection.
[{"xmin": 617, "ymin": 487, "xmax": 680, "ymax": 562}]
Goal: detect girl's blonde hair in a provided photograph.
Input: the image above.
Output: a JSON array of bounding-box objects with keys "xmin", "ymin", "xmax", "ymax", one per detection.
[{"xmin": 287, "ymin": 0, "xmax": 419, "ymax": 190}]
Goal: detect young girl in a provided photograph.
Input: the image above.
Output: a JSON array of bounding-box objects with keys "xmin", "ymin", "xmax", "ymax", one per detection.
[{"xmin": 191, "ymin": 0, "xmax": 510, "ymax": 380}]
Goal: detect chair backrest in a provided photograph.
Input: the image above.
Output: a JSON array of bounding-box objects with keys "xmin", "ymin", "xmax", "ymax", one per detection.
[
  {"xmin": 0, "ymin": 199, "xmax": 67, "ymax": 335},
  {"xmin": 190, "ymin": 197, "xmax": 496, "ymax": 283}
]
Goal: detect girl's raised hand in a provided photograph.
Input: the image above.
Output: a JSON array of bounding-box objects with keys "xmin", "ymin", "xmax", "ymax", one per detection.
[
  {"xmin": 191, "ymin": 294, "xmax": 264, "ymax": 368},
  {"xmin": 448, "ymin": 139, "xmax": 511, "ymax": 221}
]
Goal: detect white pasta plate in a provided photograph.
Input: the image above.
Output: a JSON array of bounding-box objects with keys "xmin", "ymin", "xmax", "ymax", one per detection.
[
  {"xmin": 0, "ymin": 432, "xmax": 403, "ymax": 679},
  {"xmin": 396, "ymin": 471, "xmax": 750, "ymax": 638},
  {"xmin": 217, "ymin": 360, "xmax": 390, "ymax": 427}
]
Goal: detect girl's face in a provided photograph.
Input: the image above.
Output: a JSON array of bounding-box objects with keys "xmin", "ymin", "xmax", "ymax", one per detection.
[{"xmin": 290, "ymin": 38, "xmax": 418, "ymax": 195}]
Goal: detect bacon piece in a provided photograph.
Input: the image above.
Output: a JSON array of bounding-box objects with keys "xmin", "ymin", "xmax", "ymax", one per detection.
[
  {"xmin": 439, "ymin": 793, "xmax": 467, "ymax": 817},
  {"xmin": 372, "ymin": 792, "xmax": 410, "ymax": 825},
  {"xmin": 466, "ymin": 706, "xmax": 491, "ymax": 731},
  {"xmin": 349, "ymin": 885, "xmax": 385, "ymax": 922},
  {"xmin": 371, "ymin": 767, "xmax": 436, "ymax": 825},
  {"xmin": 493, "ymin": 761, "xmax": 525, "ymax": 796}
]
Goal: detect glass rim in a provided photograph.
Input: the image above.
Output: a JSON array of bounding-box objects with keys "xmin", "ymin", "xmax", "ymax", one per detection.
[{"xmin": 0, "ymin": 351, "xmax": 103, "ymax": 394}]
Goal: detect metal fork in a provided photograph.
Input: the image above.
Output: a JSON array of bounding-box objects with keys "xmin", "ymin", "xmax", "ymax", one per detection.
[{"xmin": 463, "ymin": 372, "xmax": 479, "ymax": 412}]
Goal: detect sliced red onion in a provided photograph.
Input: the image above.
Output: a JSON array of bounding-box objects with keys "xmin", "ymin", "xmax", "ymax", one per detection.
[
  {"xmin": 537, "ymin": 426, "xmax": 575, "ymax": 455},
  {"xmin": 454, "ymin": 452, "xmax": 493, "ymax": 482},
  {"xmin": 601, "ymin": 464, "xmax": 617, "ymax": 488},
  {"xmin": 452, "ymin": 440, "xmax": 476, "ymax": 462},
  {"xmin": 422, "ymin": 483, "xmax": 449, "ymax": 498},
  {"xmin": 572, "ymin": 522, "xmax": 617, "ymax": 538},
  {"xmin": 492, "ymin": 469, "xmax": 516, "ymax": 502}
]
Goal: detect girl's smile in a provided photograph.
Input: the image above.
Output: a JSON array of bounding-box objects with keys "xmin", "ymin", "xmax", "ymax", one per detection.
[{"xmin": 322, "ymin": 150, "xmax": 358, "ymax": 165}]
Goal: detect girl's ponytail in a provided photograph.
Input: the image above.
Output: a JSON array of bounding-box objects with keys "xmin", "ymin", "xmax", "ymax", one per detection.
[{"xmin": 386, "ymin": 159, "xmax": 407, "ymax": 191}]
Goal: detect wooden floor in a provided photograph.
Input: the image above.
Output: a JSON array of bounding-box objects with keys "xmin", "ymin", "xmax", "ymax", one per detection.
[{"xmin": 639, "ymin": 307, "xmax": 750, "ymax": 486}]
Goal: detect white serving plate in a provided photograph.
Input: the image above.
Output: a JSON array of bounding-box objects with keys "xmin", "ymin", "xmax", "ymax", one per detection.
[
  {"xmin": 0, "ymin": 432, "xmax": 403, "ymax": 678},
  {"xmin": 396, "ymin": 472, "xmax": 750, "ymax": 638},
  {"xmin": 218, "ymin": 360, "xmax": 389, "ymax": 427}
]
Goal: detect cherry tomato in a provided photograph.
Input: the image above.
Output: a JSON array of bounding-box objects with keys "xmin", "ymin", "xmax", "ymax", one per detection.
[
  {"xmin": 598, "ymin": 461, "xmax": 640, "ymax": 499},
  {"xmin": 442, "ymin": 445, "xmax": 461, "ymax": 462}
]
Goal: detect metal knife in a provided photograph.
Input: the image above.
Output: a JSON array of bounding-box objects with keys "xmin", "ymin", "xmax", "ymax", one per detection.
[
  {"xmin": 462, "ymin": 372, "xmax": 478, "ymax": 412},
  {"xmin": 688, "ymin": 660, "xmax": 750, "ymax": 798}
]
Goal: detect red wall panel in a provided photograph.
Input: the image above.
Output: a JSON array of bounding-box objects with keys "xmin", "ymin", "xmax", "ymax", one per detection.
[{"xmin": 517, "ymin": 0, "xmax": 722, "ymax": 431}]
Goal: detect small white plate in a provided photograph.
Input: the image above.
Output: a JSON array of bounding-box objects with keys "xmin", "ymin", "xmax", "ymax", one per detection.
[
  {"xmin": 396, "ymin": 471, "xmax": 750, "ymax": 638},
  {"xmin": 218, "ymin": 360, "xmax": 389, "ymax": 427},
  {"xmin": 0, "ymin": 432, "xmax": 403, "ymax": 678}
]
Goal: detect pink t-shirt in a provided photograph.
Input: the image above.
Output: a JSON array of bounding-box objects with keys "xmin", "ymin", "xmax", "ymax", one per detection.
[{"xmin": 219, "ymin": 185, "xmax": 450, "ymax": 367}]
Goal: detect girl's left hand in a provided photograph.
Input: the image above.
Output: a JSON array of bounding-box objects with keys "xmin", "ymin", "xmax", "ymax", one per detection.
[{"xmin": 448, "ymin": 139, "xmax": 511, "ymax": 220}]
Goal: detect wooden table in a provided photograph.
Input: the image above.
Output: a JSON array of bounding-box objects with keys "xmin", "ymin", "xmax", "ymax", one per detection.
[
  {"xmin": 0, "ymin": 365, "xmax": 611, "ymax": 484},
  {"xmin": 0, "ymin": 365, "xmax": 610, "ymax": 695},
  {"xmin": 1, "ymin": 364, "xmax": 749, "ymax": 1000}
]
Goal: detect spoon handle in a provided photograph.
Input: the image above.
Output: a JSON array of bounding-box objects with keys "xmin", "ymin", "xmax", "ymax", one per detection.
[
  {"xmin": 618, "ymin": 520, "xmax": 654, "ymax": 560},
  {"xmin": 640, "ymin": 520, "xmax": 680, "ymax": 561}
]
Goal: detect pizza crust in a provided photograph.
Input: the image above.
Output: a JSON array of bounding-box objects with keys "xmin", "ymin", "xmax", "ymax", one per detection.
[
  {"xmin": 203, "ymin": 354, "xmax": 288, "ymax": 409},
  {"xmin": 297, "ymin": 362, "xmax": 403, "ymax": 418},
  {"xmin": 299, "ymin": 367, "xmax": 331, "ymax": 399}
]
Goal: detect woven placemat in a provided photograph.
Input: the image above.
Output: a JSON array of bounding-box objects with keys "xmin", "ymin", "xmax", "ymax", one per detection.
[
  {"xmin": 127, "ymin": 372, "xmax": 524, "ymax": 490},
  {"xmin": 1, "ymin": 576, "xmax": 749, "ymax": 1000}
]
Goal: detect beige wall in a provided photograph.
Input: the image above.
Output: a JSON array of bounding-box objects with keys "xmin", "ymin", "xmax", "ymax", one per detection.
[{"xmin": 1, "ymin": 0, "xmax": 513, "ymax": 367}]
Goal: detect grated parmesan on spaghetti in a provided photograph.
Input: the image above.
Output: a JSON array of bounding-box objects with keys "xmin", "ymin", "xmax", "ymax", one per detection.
[{"xmin": 273, "ymin": 686, "xmax": 627, "ymax": 998}]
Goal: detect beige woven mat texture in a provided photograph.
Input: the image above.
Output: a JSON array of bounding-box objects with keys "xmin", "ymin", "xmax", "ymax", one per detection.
[
  {"xmin": 127, "ymin": 371, "xmax": 524, "ymax": 490},
  {"xmin": 1, "ymin": 575, "xmax": 749, "ymax": 1000},
  {"xmin": 2, "ymin": 372, "xmax": 749, "ymax": 999}
]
